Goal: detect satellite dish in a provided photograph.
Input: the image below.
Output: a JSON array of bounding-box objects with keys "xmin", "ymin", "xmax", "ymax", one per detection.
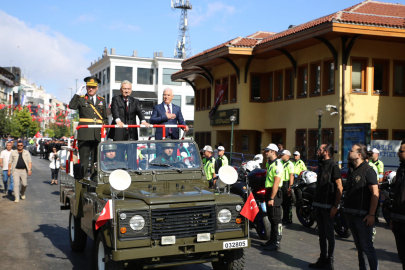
[
  {"xmin": 217, "ymin": 165, "xmax": 238, "ymax": 188},
  {"xmin": 109, "ymin": 169, "xmax": 131, "ymax": 191}
]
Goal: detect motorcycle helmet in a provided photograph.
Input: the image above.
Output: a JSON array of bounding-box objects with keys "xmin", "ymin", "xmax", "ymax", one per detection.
[
  {"xmin": 298, "ymin": 170, "xmax": 307, "ymax": 181},
  {"xmin": 245, "ymin": 160, "xmax": 260, "ymax": 172},
  {"xmin": 253, "ymin": 154, "xmax": 263, "ymax": 164},
  {"xmin": 301, "ymin": 171, "xmax": 317, "ymax": 184},
  {"xmin": 384, "ymin": 170, "xmax": 396, "ymax": 185}
]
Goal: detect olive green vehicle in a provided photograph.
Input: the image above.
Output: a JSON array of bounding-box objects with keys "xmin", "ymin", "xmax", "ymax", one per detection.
[{"xmin": 60, "ymin": 139, "xmax": 250, "ymax": 269}]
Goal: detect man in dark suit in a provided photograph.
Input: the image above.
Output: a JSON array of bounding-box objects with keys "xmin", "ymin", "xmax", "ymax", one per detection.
[
  {"xmin": 69, "ymin": 76, "xmax": 108, "ymax": 177},
  {"xmin": 150, "ymin": 88, "xmax": 189, "ymax": 140},
  {"xmin": 108, "ymin": 80, "xmax": 150, "ymax": 141}
]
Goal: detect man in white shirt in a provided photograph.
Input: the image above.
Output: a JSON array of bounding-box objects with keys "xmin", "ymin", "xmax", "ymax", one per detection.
[{"xmin": 0, "ymin": 141, "xmax": 14, "ymax": 196}]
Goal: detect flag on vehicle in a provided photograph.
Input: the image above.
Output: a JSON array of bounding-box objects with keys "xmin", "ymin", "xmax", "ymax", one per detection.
[
  {"xmin": 95, "ymin": 200, "xmax": 113, "ymax": 230},
  {"xmin": 240, "ymin": 193, "xmax": 259, "ymax": 222}
]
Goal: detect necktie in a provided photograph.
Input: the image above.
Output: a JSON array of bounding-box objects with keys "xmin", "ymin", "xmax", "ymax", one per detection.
[
  {"xmin": 89, "ymin": 96, "xmax": 93, "ymax": 105},
  {"xmin": 167, "ymin": 104, "xmax": 172, "ymax": 134},
  {"xmin": 125, "ymin": 98, "xmax": 128, "ymax": 113}
]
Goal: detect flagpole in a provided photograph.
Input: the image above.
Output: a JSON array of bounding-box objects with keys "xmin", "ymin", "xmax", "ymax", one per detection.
[{"xmin": 247, "ymin": 183, "xmax": 250, "ymax": 240}]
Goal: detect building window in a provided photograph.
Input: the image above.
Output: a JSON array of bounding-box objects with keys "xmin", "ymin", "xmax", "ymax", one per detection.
[
  {"xmin": 115, "ymin": 66, "xmax": 133, "ymax": 83},
  {"xmin": 201, "ymin": 88, "xmax": 206, "ymax": 110},
  {"xmin": 102, "ymin": 69, "xmax": 106, "ymax": 85},
  {"xmin": 322, "ymin": 60, "xmax": 335, "ymax": 94},
  {"xmin": 372, "ymin": 59, "xmax": 389, "ymax": 95},
  {"xmin": 267, "ymin": 73, "xmax": 273, "ymax": 102},
  {"xmin": 195, "ymin": 132, "xmax": 211, "ymax": 148},
  {"xmin": 284, "ymin": 68, "xmax": 294, "ymax": 100},
  {"xmin": 307, "ymin": 129, "xmax": 318, "ymax": 160},
  {"xmin": 172, "ymin": 95, "xmax": 181, "ymax": 108},
  {"xmin": 107, "ymin": 67, "xmax": 110, "ymax": 84},
  {"xmin": 295, "ymin": 129, "xmax": 307, "ymax": 160},
  {"xmin": 195, "ymin": 89, "xmax": 200, "ymax": 111},
  {"xmin": 310, "ymin": 62, "xmax": 321, "ymax": 96},
  {"xmin": 206, "ymin": 87, "xmax": 211, "ymax": 109},
  {"xmin": 107, "ymin": 94, "xmax": 110, "ymax": 105},
  {"xmin": 186, "ymin": 96, "xmax": 194, "ymax": 105},
  {"xmin": 298, "ymin": 65, "xmax": 308, "ymax": 98},
  {"xmin": 393, "ymin": 130, "xmax": 405, "ymax": 140},
  {"xmin": 250, "ymin": 74, "xmax": 261, "ymax": 101},
  {"xmin": 163, "ymin": 68, "xmax": 181, "ymax": 85},
  {"xmin": 274, "ymin": 70, "xmax": 283, "ymax": 101},
  {"xmin": 393, "ymin": 61, "xmax": 405, "ymax": 96},
  {"xmin": 137, "ymin": 68, "xmax": 154, "ymax": 85},
  {"xmin": 156, "ymin": 68, "xmax": 159, "ymax": 84},
  {"xmin": 321, "ymin": 128, "xmax": 334, "ymax": 145},
  {"xmin": 222, "ymin": 77, "xmax": 229, "ymax": 104},
  {"xmin": 230, "ymin": 75, "xmax": 237, "ymax": 103},
  {"xmin": 351, "ymin": 58, "xmax": 368, "ymax": 93},
  {"xmin": 371, "ymin": 129, "xmax": 388, "ymax": 140},
  {"xmin": 98, "ymin": 71, "xmax": 101, "ymax": 82}
]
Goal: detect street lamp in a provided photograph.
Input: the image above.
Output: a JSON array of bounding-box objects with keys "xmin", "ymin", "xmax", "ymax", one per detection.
[
  {"xmin": 229, "ymin": 115, "xmax": 237, "ymax": 165},
  {"xmin": 316, "ymin": 108, "xmax": 324, "ymax": 149}
]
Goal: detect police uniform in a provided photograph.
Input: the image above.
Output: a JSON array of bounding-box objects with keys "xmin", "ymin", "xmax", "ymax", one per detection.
[
  {"xmin": 368, "ymin": 160, "xmax": 378, "ymax": 175},
  {"xmin": 372, "ymin": 159, "xmax": 384, "ymax": 179},
  {"xmin": 281, "ymin": 158, "xmax": 294, "ymax": 223},
  {"xmin": 69, "ymin": 76, "xmax": 108, "ymax": 176},
  {"xmin": 264, "ymin": 158, "xmax": 284, "ymax": 249},
  {"xmin": 294, "ymin": 159, "xmax": 307, "ymax": 175},
  {"xmin": 205, "ymin": 156, "xmax": 216, "ymax": 186}
]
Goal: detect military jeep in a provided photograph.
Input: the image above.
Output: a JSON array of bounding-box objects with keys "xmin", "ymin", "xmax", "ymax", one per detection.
[{"xmin": 60, "ymin": 136, "xmax": 249, "ymax": 269}]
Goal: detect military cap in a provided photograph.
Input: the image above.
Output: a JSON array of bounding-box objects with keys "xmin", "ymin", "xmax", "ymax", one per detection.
[
  {"xmin": 103, "ymin": 144, "xmax": 117, "ymax": 151},
  {"xmin": 84, "ymin": 76, "xmax": 101, "ymax": 87},
  {"xmin": 161, "ymin": 142, "xmax": 176, "ymax": 148}
]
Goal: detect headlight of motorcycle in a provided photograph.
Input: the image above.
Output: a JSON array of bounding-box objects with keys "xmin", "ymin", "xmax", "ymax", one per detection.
[
  {"xmin": 129, "ymin": 215, "xmax": 145, "ymax": 231},
  {"xmin": 218, "ymin": 209, "xmax": 232, "ymax": 223}
]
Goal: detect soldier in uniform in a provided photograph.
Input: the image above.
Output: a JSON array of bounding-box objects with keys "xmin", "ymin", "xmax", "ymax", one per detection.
[
  {"xmin": 100, "ymin": 144, "xmax": 127, "ymax": 171},
  {"xmin": 151, "ymin": 142, "xmax": 178, "ymax": 164},
  {"xmin": 69, "ymin": 76, "xmax": 108, "ymax": 177}
]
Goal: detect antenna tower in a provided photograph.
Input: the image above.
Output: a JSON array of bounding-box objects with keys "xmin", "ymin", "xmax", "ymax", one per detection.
[{"xmin": 171, "ymin": 0, "xmax": 192, "ymax": 59}]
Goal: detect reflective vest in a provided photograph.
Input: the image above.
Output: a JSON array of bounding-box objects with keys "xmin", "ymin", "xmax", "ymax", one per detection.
[
  {"xmin": 218, "ymin": 155, "xmax": 229, "ymax": 167},
  {"xmin": 294, "ymin": 159, "xmax": 307, "ymax": 175},
  {"xmin": 368, "ymin": 161, "xmax": 378, "ymax": 175},
  {"xmin": 204, "ymin": 157, "xmax": 216, "ymax": 180},
  {"xmin": 265, "ymin": 159, "xmax": 284, "ymax": 188},
  {"xmin": 202, "ymin": 157, "xmax": 207, "ymax": 165},
  {"xmin": 372, "ymin": 159, "xmax": 384, "ymax": 177},
  {"xmin": 283, "ymin": 160, "xmax": 294, "ymax": 182}
]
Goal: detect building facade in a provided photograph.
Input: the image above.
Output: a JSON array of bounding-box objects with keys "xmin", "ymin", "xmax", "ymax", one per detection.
[
  {"xmin": 172, "ymin": 0, "xmax": 405, "ymax": 163},
  {"xmin": 88, "ymin": 49, "xmax": 195, "ymax": 139}
]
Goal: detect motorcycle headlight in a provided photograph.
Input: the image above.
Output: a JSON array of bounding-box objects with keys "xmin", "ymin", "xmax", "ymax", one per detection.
[
  {"xmin": 129, "ymin": 215, "xmax": 145, "ymax": 231},
  {"xmin": 218, "ymin": 209, "xmax": 232, "ymax": 224}
]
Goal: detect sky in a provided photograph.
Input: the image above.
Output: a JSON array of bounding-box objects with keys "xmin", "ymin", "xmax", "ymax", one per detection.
[{"xmin": 1, "ymin": 0, "xmax": 405, "ymax": 103}]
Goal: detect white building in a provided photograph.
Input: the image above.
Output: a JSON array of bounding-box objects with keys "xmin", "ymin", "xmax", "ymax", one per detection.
[{"xmin": 88, "ymin": 49, "xmax": 195, "ymax": 139}]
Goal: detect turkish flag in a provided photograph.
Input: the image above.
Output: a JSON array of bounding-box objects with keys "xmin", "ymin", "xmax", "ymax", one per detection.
[
  {"xmin": 95, "ymin": 200, "xmax": 113, "ymax": 230},
  {"xmin": 240, "ymin": 193, "xmax": 259, "ymax": 222}
]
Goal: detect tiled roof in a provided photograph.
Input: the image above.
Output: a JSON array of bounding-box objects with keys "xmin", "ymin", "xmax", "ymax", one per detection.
[
  {"xmin": 351, "ymin": 1, "xmax": 405, "ymax": 16},
  {"xmin": 246, "ymin": 31, "xmax": 276, "ymax": 39},
  {"xmin": 184, "ymin": 38, "xmax": 236, "ymax": 63},
  {"xmin": 337, "ymin": 12, "xmax": 405, "ymax": 27},
  {"xmin": 231, "ymin": 37, "xmax": 261, "ymax": 47}
]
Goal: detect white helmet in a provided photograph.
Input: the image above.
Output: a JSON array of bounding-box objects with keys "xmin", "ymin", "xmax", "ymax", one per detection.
[
  {"xmin": 384, "ymin": 170, "xmax": 396, "ymax": 185},
  {"xmin": 243, "ymin": 160, "xmax": 260, "ymax": 172},
  {"xmin": 301, "ymin": 171, "xmax": 317, "ymax": 184},
  {"xmin": 253, "ymin": 154, "xmax": 263, "ymax": 164}
]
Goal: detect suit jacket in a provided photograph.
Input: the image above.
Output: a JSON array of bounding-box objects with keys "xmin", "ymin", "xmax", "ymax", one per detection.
[
  {"xmin": 150, "ymin": 102, "xmax": 186, "ymax": 140},
  {"xmin": 108, "ymin": 95, "xmax": 146, "ymax": 141},
  {"xmin": 69, "ymin": 94, "xmax": 108, "ymax": 141}
]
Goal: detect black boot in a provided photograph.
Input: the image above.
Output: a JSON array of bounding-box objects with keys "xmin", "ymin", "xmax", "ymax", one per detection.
[
  {"xmin": 260, "ymin": 240, "xmax": 272, "ymax": 247},
  {"xmin": 264, "ymin": 242, "xmax": 280, "ymax": 251},
  {"xmin": 326, "ymin": 257, "xmax": 334, "ymax": 270},
  {"xmin": 308, "ymin": 257, "xmax": 328, "ymax": 269}
]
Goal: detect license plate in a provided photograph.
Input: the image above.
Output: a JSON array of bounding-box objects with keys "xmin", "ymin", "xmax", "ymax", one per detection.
[{"xmin": 223, "ymin": 240, "xmax": 248, "ymax": 249}]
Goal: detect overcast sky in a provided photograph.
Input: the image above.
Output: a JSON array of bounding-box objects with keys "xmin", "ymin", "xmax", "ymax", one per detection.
[{"xmin": 1, "ymin": 0, "xmax": 404, "ymax": 103}]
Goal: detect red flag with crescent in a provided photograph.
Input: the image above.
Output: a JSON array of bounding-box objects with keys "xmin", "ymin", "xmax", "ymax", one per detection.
[
  {"xmin": 95, "ymin": 199, "xmax": 113, "ymax": 230},
  {"xmin": 240, "ymin": 192, "xmax": 259, "ymax": 222}
]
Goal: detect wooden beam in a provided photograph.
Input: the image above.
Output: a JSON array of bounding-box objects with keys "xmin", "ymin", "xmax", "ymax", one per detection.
[
  {"xmin": 182, "ymin": 78, "xmax": 196, "ymax": 92},
  {"xmin": 276, "ymin": 49, "xmax": 297, "ymax": 78},
  {"xmin": 220, "ymin": 57, "xmax": 240, "ymax": 84},
  {"xmin": 196, "ymin": 73, "xmax": 212, "ymax": 85},
  {"xmin": 196, "ymin": 65, "xmax": 213, "ymax": 84},
  {"xmin": 342, "ymin": 35, "xmax": 362, "ymax": 66},
  {"xmin": 314, "ymin": 37, "xmax": 338, "ymax": 70},
  {"xmin": 244, "ymin": 55, "xmax": 256, "ymax": 83}
]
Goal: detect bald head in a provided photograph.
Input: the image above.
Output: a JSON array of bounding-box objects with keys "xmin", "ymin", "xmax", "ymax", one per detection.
[{"xmin": 163, "ymin": 88, "xmax": 173, "ymax": 105}]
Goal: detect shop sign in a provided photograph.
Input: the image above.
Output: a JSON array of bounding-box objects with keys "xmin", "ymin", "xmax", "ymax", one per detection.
[{"xmin": 210, "ymin": 109, "xmax": 239, "ymax": 126}]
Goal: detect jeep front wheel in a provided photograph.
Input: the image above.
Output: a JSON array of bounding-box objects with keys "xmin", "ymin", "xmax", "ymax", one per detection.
[
  {"xmin": 94, "ymin": 232, "xmax": 124, "ymax": 270},
  {"xmin": 69, "ymin": 212, "xmax": 87, "ymax": 252},
  {"xmin": 212, "ymin": 249, "xmax": 245, "ymax": 270}
]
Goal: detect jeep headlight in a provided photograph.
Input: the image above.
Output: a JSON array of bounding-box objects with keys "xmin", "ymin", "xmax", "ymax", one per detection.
[
  {"xmin": 218, "ymin": 209, "xmax": 232, "ymax": 223},
  {"xmin": 129, "ymin": 215, "xmax": 145, "ymax": 231}
]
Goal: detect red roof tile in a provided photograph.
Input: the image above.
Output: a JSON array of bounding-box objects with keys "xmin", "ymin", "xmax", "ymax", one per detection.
[
  {"xmin": 246, "ymin": 31, "xmax": 276, "ymax": 39},
  {"xmin": 184, "ymin": 38, "xmax": 236, "ymax": 63},
  {"xmin": 350, "ymin": 1, "xmax": 405, "ymax": 16},
  {"xmin": 338, "ymin": 12, "xmax": 405, "ymax": 27},
  {"xmin": 231, "ymin": 38, "xmax": 260, "ymax": 47}
]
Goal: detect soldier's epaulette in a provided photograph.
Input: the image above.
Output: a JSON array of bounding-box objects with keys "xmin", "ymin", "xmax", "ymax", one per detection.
[
  {"xmin": 98, "ymin": 95, "xmax": 105, "ymax": 99},
  {"xmin": 80, "ymin": 95, "xmax": 85, "ymax": 98}
]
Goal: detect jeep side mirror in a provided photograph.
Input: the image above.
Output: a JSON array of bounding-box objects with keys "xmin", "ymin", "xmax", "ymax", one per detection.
[{"xmin": 73, "ymin": 164, "xmax": 84, "ymax": 179}]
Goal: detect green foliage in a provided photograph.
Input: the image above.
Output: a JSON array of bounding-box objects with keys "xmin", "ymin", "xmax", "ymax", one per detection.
[
  {"xmin": 0, "ymin": 109, "xmax": 8, "ymax": 135},
  {"xmin": 29, "ymin": 120, "xmax": 40, "ymax": 137},
  {"xmin": 10, "ymin": 116, "xmax": 21, "ymax": 138},
  {"xmin": 45, "ymin": 129, "xmax": 55, "ymax": 138}
]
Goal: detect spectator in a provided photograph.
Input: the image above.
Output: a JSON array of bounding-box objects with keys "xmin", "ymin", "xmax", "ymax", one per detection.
[
  {"xmin": 49, "ymin": 147, "xmax": 60, "ymax": 185},
  {"xmin": 8, "ymin": 141, "xmax": 32, "ymax": 203},
  {"xmin": 0, "ymin": 142, "xmax": 14, "ymax": 196}
]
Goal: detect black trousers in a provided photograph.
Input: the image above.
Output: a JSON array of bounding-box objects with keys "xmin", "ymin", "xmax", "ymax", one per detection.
[
  {"xmin": 42, "ymin": 150, "xmax": 48, "ymax": 159},
  {"xmin": 393, "ymin": 220, "xmax": 405, "ymax": 270},
  {"xmin": 266, "ymin": 187, "xmax": 283, "ymax": 244},
  {"xmin": 51, "ymin": 168, "xmax": 59, "ymax": 180},
  {"xmin": 316, "ymin": 208, "xmax": 335, "ymax": 259},
  {"xmin": 78, "ymin": 140, "xmax": 98, "ymax": 176},
  {"xmin": 281, "ymin": 181, "xmax": 292, "ymax": 222}
]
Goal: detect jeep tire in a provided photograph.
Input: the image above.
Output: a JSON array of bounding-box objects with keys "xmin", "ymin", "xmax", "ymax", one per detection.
[
  {"xmin": 212, "ymin": 249, "xmax": 245, "ymax": 270},
  {"xmin": 94, "ymin": 232, "xmax": 124, "ymax": 270},
  {"xmin": 69, "ymin": 212, "xmax": 87, "ymax": 252}
]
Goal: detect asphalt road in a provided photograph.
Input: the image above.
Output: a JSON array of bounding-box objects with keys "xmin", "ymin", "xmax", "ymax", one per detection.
[{"xmin": 0, "ymin": 156, "xmax": 401, "ymax": 270}]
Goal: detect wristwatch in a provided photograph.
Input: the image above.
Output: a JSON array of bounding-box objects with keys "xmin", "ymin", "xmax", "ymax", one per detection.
[
  {"xmin": 334, "ymin": 204, "xmax": 340, "ymax": 209},
  {"xmin": 269, "ymin": 198, "xmax": 274, "ymax": 201}
]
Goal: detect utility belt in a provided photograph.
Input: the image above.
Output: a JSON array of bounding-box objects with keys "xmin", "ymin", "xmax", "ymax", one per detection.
[
  {"xmin": 390, "ymin": 213, "xmax": 405, "ymax": 223},
  {"xmin": 342, "ymin": 208, "xmax": 368, "ymax": 216},
  {"xmin": 265, "ymin": 188, "xmax": 282, "ymax": 204},
  {"xmin": 313, "ymin": 202, "xmax": 333, "ymax": 210},
  {"xmin": 80, "ymin": 118, "xmax": 103, "ymax": 124}
]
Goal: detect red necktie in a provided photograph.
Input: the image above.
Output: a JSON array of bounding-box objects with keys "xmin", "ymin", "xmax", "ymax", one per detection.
[
  {"xmin": 125, "ymin": 98, "xmax": 128, "ymax": 113},
  {"xmin": 167, "ymin": 105, "xmax": 172, "ymax": 134}
]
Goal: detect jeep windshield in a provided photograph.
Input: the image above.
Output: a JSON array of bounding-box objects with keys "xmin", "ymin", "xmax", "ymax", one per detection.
[{"xmin": 99, "ymin": 141, "xmax": 201, "ymax": 172}]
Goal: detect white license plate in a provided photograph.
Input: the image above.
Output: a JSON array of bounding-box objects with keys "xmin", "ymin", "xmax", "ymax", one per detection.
[{"xmin": 223, "ymin": 240, "xmax": 248, "ymax": 249}]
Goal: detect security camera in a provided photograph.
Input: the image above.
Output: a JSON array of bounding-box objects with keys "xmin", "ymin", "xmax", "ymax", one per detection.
[{"xmin": 325, "ymin": 105, "xmax": 337, "ymax": 111}]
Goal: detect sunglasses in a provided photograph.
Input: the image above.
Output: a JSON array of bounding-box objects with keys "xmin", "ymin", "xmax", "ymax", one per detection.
[{"xmin": 17, "ymin": 144, "xmax": 24, "ymax": 146}]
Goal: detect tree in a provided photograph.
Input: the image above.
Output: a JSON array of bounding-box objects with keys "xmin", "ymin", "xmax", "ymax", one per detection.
[
  {"xmin": 29, "ymin": 120, "xmax": 40, "ymax": 137},
  {"xmin": 15, "ymin": 108, "xmax": 32, "ymax": 137},
  {"xmin": 45, "ymin": 128, "xmax": 55, "ymax": 138},
  {"xmin": 0, "ymin": 108, "xmax": 10, "ymax": 136},
  {"xmin": 10, "ymin": 115, "xmax": 21, "ymax": 138}
]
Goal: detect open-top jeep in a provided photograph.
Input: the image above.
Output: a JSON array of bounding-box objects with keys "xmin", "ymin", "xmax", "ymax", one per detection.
[{"xmin": 60, "ymin": 125, "xmax": 249, "ymax": 269}]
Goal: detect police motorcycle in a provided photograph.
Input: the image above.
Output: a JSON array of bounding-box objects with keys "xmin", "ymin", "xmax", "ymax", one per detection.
[
  {"xmin": 379, "ymin": 170, "xmax": 397, "ymax": 223},
  {"xmin": 292, "ymin": 171, "xmax": 317, "ymax": 227}
]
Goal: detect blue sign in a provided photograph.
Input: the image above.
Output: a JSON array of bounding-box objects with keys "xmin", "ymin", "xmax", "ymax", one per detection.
[{"xmin": 343, "ymin": 123, "xmax": 371, "ymax": 161}]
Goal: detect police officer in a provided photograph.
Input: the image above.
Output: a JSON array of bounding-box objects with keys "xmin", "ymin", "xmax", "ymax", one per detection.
[
  {"xmin": 100, "ymin": 144, "xmax": 127, "ymax": 171},
  {"xmin": 367, "ymin": 151, "xmax": 378, "ymax": 175},
  {"xmin": 293, "ymin": 151, "xmax": 307, "ymax": 176},
  {"xmin": 280, "ymin": 150, "xmax": 294, "ymax": 225},
  {"xmin": 391, "ymin": 140, "xmax": 405, "ymax": 269},
  {"xmin": 202, "ymin": 145, "xmax": 216, "ymax": 187},
  {"xmin": 152, "ymin": 142, "xmax": 178, "ymax": 164},
  {"xmin": 344, "ymin": 143, "xmax": 379, "ymax": 270},
  {"xmin": 216, "ymin": 146, "xmax": 228, "ymax": 173},
  {"xmin": 260, "ymin": 143, "xmax": 283, "ymax": 251},
  {"xmin": 309, "ymin": 144, "xmax": 342, "ymax": 270},
  {"xmin": 371, "ymin": 148, "xmax": 384, "ymax": 183},
  {"xmin": 69, "ymin": 76, "xmax": 108, "ymax": 177}
]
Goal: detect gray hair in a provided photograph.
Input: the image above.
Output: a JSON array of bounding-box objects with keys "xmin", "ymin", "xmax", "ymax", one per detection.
[
  {"xmin": 120, "ymin": 80, "xmax": 132, "ymax": 89},
  {"xmin": 163, "ymin": 88, "xmax": 173, "ymax": 95},
  {"xmin": 6, "ymin": 141, "xmax": 12, "ymax": 145}
]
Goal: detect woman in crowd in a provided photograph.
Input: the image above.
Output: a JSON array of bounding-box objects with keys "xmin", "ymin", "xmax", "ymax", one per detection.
[{"xmin": 49, "ymin": 147, "xmax": 60, "ymax": 185}]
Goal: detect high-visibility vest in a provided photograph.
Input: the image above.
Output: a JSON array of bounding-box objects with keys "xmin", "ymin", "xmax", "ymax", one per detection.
[
  {"xmin": 204, "ymin": 157, "xmax": 216, "ymax": 180},
  {"xmin": 265, "ymin": 159, "xmax": 284, "ymax": 188}
]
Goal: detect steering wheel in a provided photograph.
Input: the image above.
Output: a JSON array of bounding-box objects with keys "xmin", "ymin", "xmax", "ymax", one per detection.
[{"xmin": 173, "ymin": 162, "xmax": 188, "ymax": 169}]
